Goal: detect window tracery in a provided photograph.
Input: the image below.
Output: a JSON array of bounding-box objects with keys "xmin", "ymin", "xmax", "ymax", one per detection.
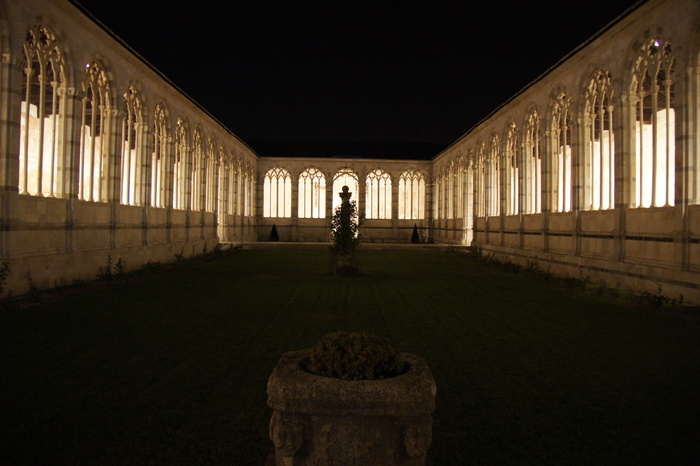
[
  {"xmin": 456, "ymin": 156, "xmax": 464, "ymax": 220},
  {"xmin": 20, "ymin": 24, "xmax": 66, "ymax": 197},
  {"xmin": 505, "ymin": 122, "xmax": 519, "ymax": 215},
  {"xmin": 584, "ymin": 70, "xmax": 615, "ymax": 210},
  {"xmin": 150, "ymin": 103, "xmax": 168, "ymax": 208},
  {"xmin": 120, "ymin": 85, "xmax": 143, "ymax": 205},
  {"xmin": 446, "ymin": 162, "xmax": 454, "ymax": 220},
  {"xmin": 398, "ymin": 169, "xmax": 425, "ymax": 220},
  {"xmin": 487, "ymin": 134, "xmax": 500, "ymax": 217},
  {"xmin": 263, "ymin": 167, "xmax": 291, "ymax": 218},
  {"xmin": 523, "ymin": 109, "xmax": 542, "ymax": 214},
  {"xmin": 173, "ymin": 119, "xmax": 189, "ymax": 210},
  {"xmin": 298, "ymin": 168, "xmax": 326, "ymax": 218},
  {"xmin": 191, "ymin": 128, "xmax": 203, "ymax": 211},
  {"xmin": 79, "ymin": 61, "xmax": 111, "ymax": 202},
  {"xmin": 475, "ymin": 142, "xmax": 487, "ymax": 217},
  {"xmin": 332, "ymin": 169, "xmax": 359, "ymax": 212},
  {"xmin": 550, "ymin": 93, "xmax": 572, "ymax": 212},
  {"xmin": 631, "ymin": 37, "xmax": 675, "ymax": 208},
  {"xmin": 204, "ymin": 138, "xmax": 217, "ymax": 212},
  {"xmin": 365, "ymin": 169, "xmax": 391, "ymax": 219},
  {"xmin": 235, "ymin": 158, "xmax": 243, "ymax": 215}
]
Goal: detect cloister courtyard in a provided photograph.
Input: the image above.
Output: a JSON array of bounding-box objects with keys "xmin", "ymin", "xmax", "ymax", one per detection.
[{"xmin": 0, "ymin": 246, "xmax": 698, "ymax": 464}]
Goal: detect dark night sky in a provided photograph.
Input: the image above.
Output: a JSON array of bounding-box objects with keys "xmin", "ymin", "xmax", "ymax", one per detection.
[{"xmin": 74, "ymin": 0, "xmax": 641, "ymax": 148}]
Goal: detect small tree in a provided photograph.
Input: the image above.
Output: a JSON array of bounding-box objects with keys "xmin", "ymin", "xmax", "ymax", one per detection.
[
  {"xmin": 270, "ymin": 224, "xmax": 279, "ymax": 242},
  {"xmin": 330, "ymin": 186, "xmax": 360, "ymax": 275},
  {"xmin": 411, "ymin": 223, "xmax": 421, "ymax": 244}
]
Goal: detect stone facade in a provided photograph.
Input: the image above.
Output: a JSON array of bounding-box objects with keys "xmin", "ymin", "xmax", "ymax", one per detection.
[
  {"xmin": 431, "ymin": 0, "xmax": 700, "ymax": 302},
  {"xmin": 0, "ymin": 0, "xmax": 257, "ymax": 293},
  {"xmin": 267, "ymin": 350, "xmax": 436, "ymax": 465},
  {"xmin": 0, "ymin": 0, "xmax": 699, "ymax": 302}
]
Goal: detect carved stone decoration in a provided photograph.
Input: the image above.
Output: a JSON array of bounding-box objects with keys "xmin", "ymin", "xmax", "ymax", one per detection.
[
  {"xmin": 269, "ymin": 411, "xmax": 305, "ymax": 458},
  {"xmin": 267, "ymin": 350, "xmax": 436, "ymax": 465}
]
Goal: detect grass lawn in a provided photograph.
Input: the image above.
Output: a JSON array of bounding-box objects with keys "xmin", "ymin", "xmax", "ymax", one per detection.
[{"xmin": 1, "ymin": 248, "xmax": 699, "ymax": 464}]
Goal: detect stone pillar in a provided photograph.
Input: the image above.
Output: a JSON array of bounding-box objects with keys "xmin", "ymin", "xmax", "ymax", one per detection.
[
  {"xmin": 62, "ymin": 86, "xmax": 80, "ymax": 253},
  {"xmin": 358, "ymin": 177, "xmax": 366, "ymax": 222},
  {"xmin": 290, "ymin": 170, "xmax": 299, "ymax": 240},
  {"xmin": 425, "ymin": 175, "xmax": 434, "ymax": 241},
  {"xmin": 614, "ymin": 91, "xmax": 633, "ymax": 263},
  {"xmin": 674, "ymin": 62, "xmax": 693, "ymax": 271},
  {"xmin": 0, "ymin": 55, "xmax": 22, "ymax": 259},
  {"xmin": 391, "ymin": 178, "xmax": 399, "ymax": 241}
]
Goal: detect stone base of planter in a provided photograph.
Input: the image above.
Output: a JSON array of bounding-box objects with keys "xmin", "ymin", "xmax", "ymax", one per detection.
[{"xmin": 267, "ymin": 350, "xmax": 436, "ymax": 465}]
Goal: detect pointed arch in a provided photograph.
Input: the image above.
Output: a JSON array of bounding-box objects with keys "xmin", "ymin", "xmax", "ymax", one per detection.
[
  {"xmin": 630, "ymin": 36, "xmax": 675, "ymax": 208},
  {"xmin": 487, "ymin": 133, "xmax": 500, "ymax": 217},
  {"xmin": 504, "ymin": 121, "xmax": 519, "ymax": 215},
  {"xmin": 263, "ymin": 167, "xmax": 292, "ymax": 218},
  {"xmin": 398, "ymin": 169, "xmax": 425, "ymax": 220},
  {"xmin": 332, "ymin": 168, "xmax": 359, "ymax": 212},
  {"xmin": 365, "ymin": 168, "xmax": 391, "ymax": 219},
  {"xmin": 150, "ymin": 102, "xmax": 169, "ymax": 207},
  {"xmin": 78, "ymin": 60, "xmax": 112, "ymax": 202},
  {"xmin": 19, "ymin": 24, "xmax": 67, "ymax": 198},
  {"xmin": 203, "ymin": 137, "xmax": 217, "ymax": 212},
  {"xmin": 550, "ymin": 92, "xmax": 572, "ymax": 212},
  {"xmin": 191, "ymin": 127, "xmax": 203, "ymax": 211},
  {"xmin": 446, "ymin": 161, "xmax": 454, "ymax": 220},
  {"xmin": 475, "ymin": 141, "xmax": 487, "ymax": 217},
  {"xmin": 298, "ymin": 167, "xmax": 327, "ymax": 218},
  {"xmin": 120, "ymin": 85, "xmax": 144, "ymax": 205},
  {"xmin": 583, "ymin": 70, "xmax": 615, "ymax": 210},
  {"xmin": 173, "ymin": 118, "xmax": 189, "ymax": 209},
  {"xmin": 523, "ymin": 108, "xmax": 542, "ymax": 213}
]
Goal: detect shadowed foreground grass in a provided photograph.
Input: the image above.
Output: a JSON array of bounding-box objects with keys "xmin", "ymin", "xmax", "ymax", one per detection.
[{"xmin": 1, "ymin": 249, "xmax": 699, "ymax": 464}]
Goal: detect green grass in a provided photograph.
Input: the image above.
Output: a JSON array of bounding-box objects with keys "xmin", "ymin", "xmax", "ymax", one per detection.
[{"xmin": 1, "ymin": 249, "xmax": 699, "ymax": 464}]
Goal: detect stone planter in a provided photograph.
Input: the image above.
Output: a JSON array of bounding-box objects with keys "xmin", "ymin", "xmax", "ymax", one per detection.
[{"xmin": 267, "ymin": 349, "xmax": 436, "ymax": 465}]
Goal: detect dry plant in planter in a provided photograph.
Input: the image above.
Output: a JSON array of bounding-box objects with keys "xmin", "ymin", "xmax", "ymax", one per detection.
[{"xmin": 267, "ymin": 331, "xmax": 436, "ymax": 465}]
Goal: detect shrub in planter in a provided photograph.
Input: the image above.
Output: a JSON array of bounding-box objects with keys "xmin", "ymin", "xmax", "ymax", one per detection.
[
  {"xmin": 267, "ymin": 332, "xmax": 436, "ymax": 465},
  {"xmin": 307, "ymin": 331, "xmax": 404, "ymax": 381}
]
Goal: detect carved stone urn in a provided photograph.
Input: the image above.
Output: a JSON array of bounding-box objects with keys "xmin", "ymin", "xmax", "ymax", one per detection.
[{"xmin": 267, "ymin": 349, "xmax": 436, "ymax": 465}]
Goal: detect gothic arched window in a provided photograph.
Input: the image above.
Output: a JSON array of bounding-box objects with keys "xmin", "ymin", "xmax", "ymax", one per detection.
[
  {"xmin": 487, "ymin": 134, "xmax": 500, "ymax": 217},
  {"xmin": 173, "ymin": 119, "xmax": 189, "ymax": 210},
  {"xmin": 298, "ymin": 168, "xmax": 326, "ymax": 218},
  {"xmin": 150, "ymin": 103, "xmax": 168, "ymax": 208},
  {"xmin": 366, "ymin": 169, "xmax": 392, "ymax": 219},
  {"xmin": 204, "ymin": 138, "xmax": 217, "ymax": 213},
  {"xmin": 631, "ymin": 37, "xmax": 675, "ymax": 208},
  {"xmin": 584, "ymin": 70, "xmax": 615, "ymax": 210},
  {"xmin": 79, "ymin": 61, "xmax": 111, "ymax": 202},
  {"xmin": 20, "ymin": 25, "xmax": 66, "ymax": 198},
  {"xmin": 446, "ymin": 162, "xmax": 454, "ymax": 220},
  {"xmin": 263, "ymin": 167, "xmax": 292, "ymax": 218},
  {"xmin": 550, "ymin": 93, "xmax": 572, "ymax": 212},
  {"xmin": 505, "ymin": 122, "xmax": 519, "ymax": 215},
  {"xmin": 120, "ymin": 86, "xmax": 143, "ymax": 206},
  {"xmin": 191, "ymin": 128, "xmax": 203, "ymax": 211},
  {"xmin": 523, "ymin": 109, "xmax": 542, "ymax": 214},
  {"xmin": 398, "ymin": 169, "xmax": 425, "ymax": 220},
  {"xmin": 332, "ymin": 169, "xmax": 359, "ymax": 211},
  {"xmin": 475, "ymin": 142, "xmax": 486, "ymax": 217}
]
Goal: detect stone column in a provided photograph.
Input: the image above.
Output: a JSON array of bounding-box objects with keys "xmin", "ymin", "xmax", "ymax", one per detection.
[
  {"xmin": 425, "ymin": 175, "xmax": 434, "ymax": 241},
  {"xmin": 0, "ymin": 55, "xmax": 22, "ymax": 259},
  {"xmin": 391, "ymin": 177, "xmax": 399, "ymax": 241}
]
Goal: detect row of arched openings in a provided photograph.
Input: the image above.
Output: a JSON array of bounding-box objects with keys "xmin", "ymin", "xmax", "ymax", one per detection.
[
  {"xmin": 263, "ymin": 168, "xmax": 426, "ymax": 220},
  {"xmin": 435, "ymin": 36, "xmax": 679, "ymax": 220},
  {"xmin": 18, "ymin": 24, "xmax": 254, "ymax": 216}
]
